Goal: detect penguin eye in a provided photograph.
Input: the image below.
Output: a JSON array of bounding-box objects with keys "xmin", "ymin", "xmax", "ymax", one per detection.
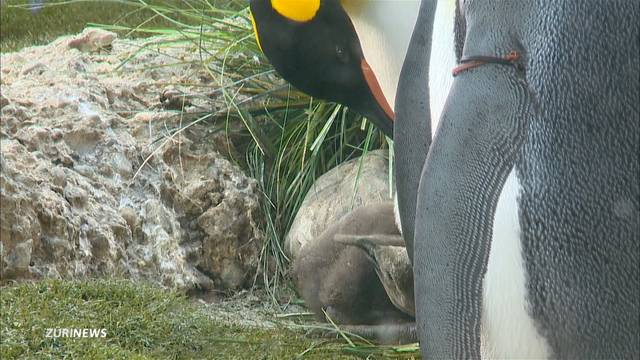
[{"xmin": 335, "ymin": 45, "xmax": 348, "ymax": 63}]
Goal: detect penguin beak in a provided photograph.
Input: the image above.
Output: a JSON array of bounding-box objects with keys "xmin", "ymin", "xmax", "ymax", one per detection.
[{"xmin": 361, "ymin": 59, "xmax": 395, "ymax": 124}]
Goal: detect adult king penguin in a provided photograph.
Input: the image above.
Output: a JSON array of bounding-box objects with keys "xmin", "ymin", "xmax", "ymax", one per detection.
[{"xmin": 405, "ymin": 0, "xmax": 639, "ymax": 358}]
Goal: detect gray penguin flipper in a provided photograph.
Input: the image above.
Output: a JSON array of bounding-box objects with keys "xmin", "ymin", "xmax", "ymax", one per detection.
[
  {"xmin": 393, "ymin": 0, "xmax": 436, "ymax": 262},
  {"xmin": 413, "ymin": 61, "xmax": 534, "ymax": 358},
  {"xmin": 411, "ymin": 1, "xmax": 639, "ymax": 358}
]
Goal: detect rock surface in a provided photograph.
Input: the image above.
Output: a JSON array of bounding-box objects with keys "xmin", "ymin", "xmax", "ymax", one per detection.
[
  {"xmin": 284, "ymin": 149, "xmax": 392, "ymax": 259},
  {"xmin": 0, "ymin": 28, "xmax": 265, "ymax": 291}
]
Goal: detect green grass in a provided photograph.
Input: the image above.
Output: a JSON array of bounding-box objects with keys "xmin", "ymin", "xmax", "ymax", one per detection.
[
  {"xmin": 0, "ymin": 0, "xmax": 245, "ymax": 52},
  {"xmin": 0, "ymin": 280, "xmax": 368, "ymax": 359}
]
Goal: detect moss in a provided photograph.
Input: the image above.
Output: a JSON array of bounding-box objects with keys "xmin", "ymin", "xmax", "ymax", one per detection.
[{"xmin": 0, "ymin": 279, "xmax": 363, "ymax": 359}]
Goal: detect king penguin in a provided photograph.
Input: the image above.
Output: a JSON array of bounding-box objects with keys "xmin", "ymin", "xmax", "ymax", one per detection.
[{"xmin": 405, "ymin": 0, "xmax": 640, "ymax": 358}]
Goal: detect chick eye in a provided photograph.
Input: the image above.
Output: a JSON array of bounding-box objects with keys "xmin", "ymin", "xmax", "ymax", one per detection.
[{"xmin": 335, "ymin": 45, "xmax": 348, "ymax": 63}]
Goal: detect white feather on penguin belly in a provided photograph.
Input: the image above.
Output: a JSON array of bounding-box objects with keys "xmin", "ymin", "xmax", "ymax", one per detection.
[
  {"xmin": 428, "ymin": 0, "xmax": 457, "ymax": 138},
  {"xmin": 482, "ymin": 169, "xmax": 552, "ymax": 359},
  {"xmin": 341, "ymin": 0, "xmax": 419, "ymax": 110}
]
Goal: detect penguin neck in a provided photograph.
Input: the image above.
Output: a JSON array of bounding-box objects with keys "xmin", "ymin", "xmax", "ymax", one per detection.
[
  {"xmin": 342, "ymin": 0, "xmax": 458, "ymax": 134},
  {"xmin": 428, "ymin": 0, "xmax": 458, "ymax": 138},
  {"xmin": 342, "ymin": 0, "xmax": 420, "ymax": 110}
]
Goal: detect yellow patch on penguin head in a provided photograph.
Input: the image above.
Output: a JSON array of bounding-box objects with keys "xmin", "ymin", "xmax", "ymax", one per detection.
[
  {"xmin": 271, "ymin": 0, "xmax": 321, "ymax": 22},
  {"xmin": 249, "ymin": 11, "xmax": 263, "ymax": 52}
]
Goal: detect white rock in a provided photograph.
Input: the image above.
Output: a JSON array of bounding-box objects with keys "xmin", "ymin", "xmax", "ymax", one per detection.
[{"xmin": 285, "ymin": 149, "xmax": 392, "ymax": 259}]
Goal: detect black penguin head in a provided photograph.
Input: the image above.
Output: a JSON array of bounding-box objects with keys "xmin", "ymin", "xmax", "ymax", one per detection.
[{"xmin": 249, "ymin": 0, "xmax": 395, "ymax": 136}]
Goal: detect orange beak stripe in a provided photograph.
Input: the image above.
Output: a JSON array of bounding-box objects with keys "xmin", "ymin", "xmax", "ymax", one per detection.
[{"xmin": 361, "ymin": 59, "xmax": 395, "ymax": 122}]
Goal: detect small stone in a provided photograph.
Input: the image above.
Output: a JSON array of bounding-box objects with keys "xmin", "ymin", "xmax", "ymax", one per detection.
[
  {"xmin": 73, "ymin": 165, "xmax": 95, "ymax": 178},
  {"xmin": 159, "ymin": 87, "xmax": 191, "ymax": 110},
  {"xmin": 64, "ymin": 185, "xmax": 88, "ymax": 208},
  {"xmin": 78, "ymin": 102, "xmax": 102, "ymax": 125},
  {"xmin": 20, "ymin": 62, "xmax": 48, "ymax": 76},
  {"xmin": 50, "ymin": 167, "xmax": 67, "ymax": 188},
  {"xmin": 220, "ymin": 259, "xmax": 245, "ymax": 290},
  {"xmin": 6, "ymin": 240, "xmax": 33, "ymax": 273},
  {"xmin": 119, "ymin": 207, "xmax": 138, "ymax": 232},
  {"xmin": 43, "ymin": 236, "xmax": 71, "ymax": 258},
  {"xmin": 133, "ymin": 112, "xmax": 154, "ymax": 123},
  {"xmin": 51, "ymin": 129, "xmax": 64, "ymax": 141},
  {"xmin": 111, "ymin": 152, "xmax": 133, "ymax": 177},
  {"xmin": 0, "ymin": 94, "xmax": 9, "ymax": 109},
  {"xmin": 67, "ymin": 28, "xmax": 117, "ymax": 53}
]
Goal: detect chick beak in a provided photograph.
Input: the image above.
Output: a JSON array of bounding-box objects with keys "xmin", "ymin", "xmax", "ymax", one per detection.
[{"xmin": 360, "ymin": 59, "xmax": 395, "ymax": 123}]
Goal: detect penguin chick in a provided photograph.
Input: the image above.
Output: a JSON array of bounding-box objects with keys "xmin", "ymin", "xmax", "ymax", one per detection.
[
  {"xmin": 292, "ymin": 201, "xmax": 415, "ymax": 344},
  {"xmin": 335, "ymin": 233, "xmax": 414, "ymax": 318}
]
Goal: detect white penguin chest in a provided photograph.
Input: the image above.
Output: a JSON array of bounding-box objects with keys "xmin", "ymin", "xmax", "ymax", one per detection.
[
  {"xmin": 428, "ymin": 0, "xmax": 457, "ymax": 139},
  {"xmin": 342, "ymin": 0, "xmax": 420, "ymax": 109},
  {"xmin": 481, "ymin": 168, "xmax": 551, "ymax": 359}
]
